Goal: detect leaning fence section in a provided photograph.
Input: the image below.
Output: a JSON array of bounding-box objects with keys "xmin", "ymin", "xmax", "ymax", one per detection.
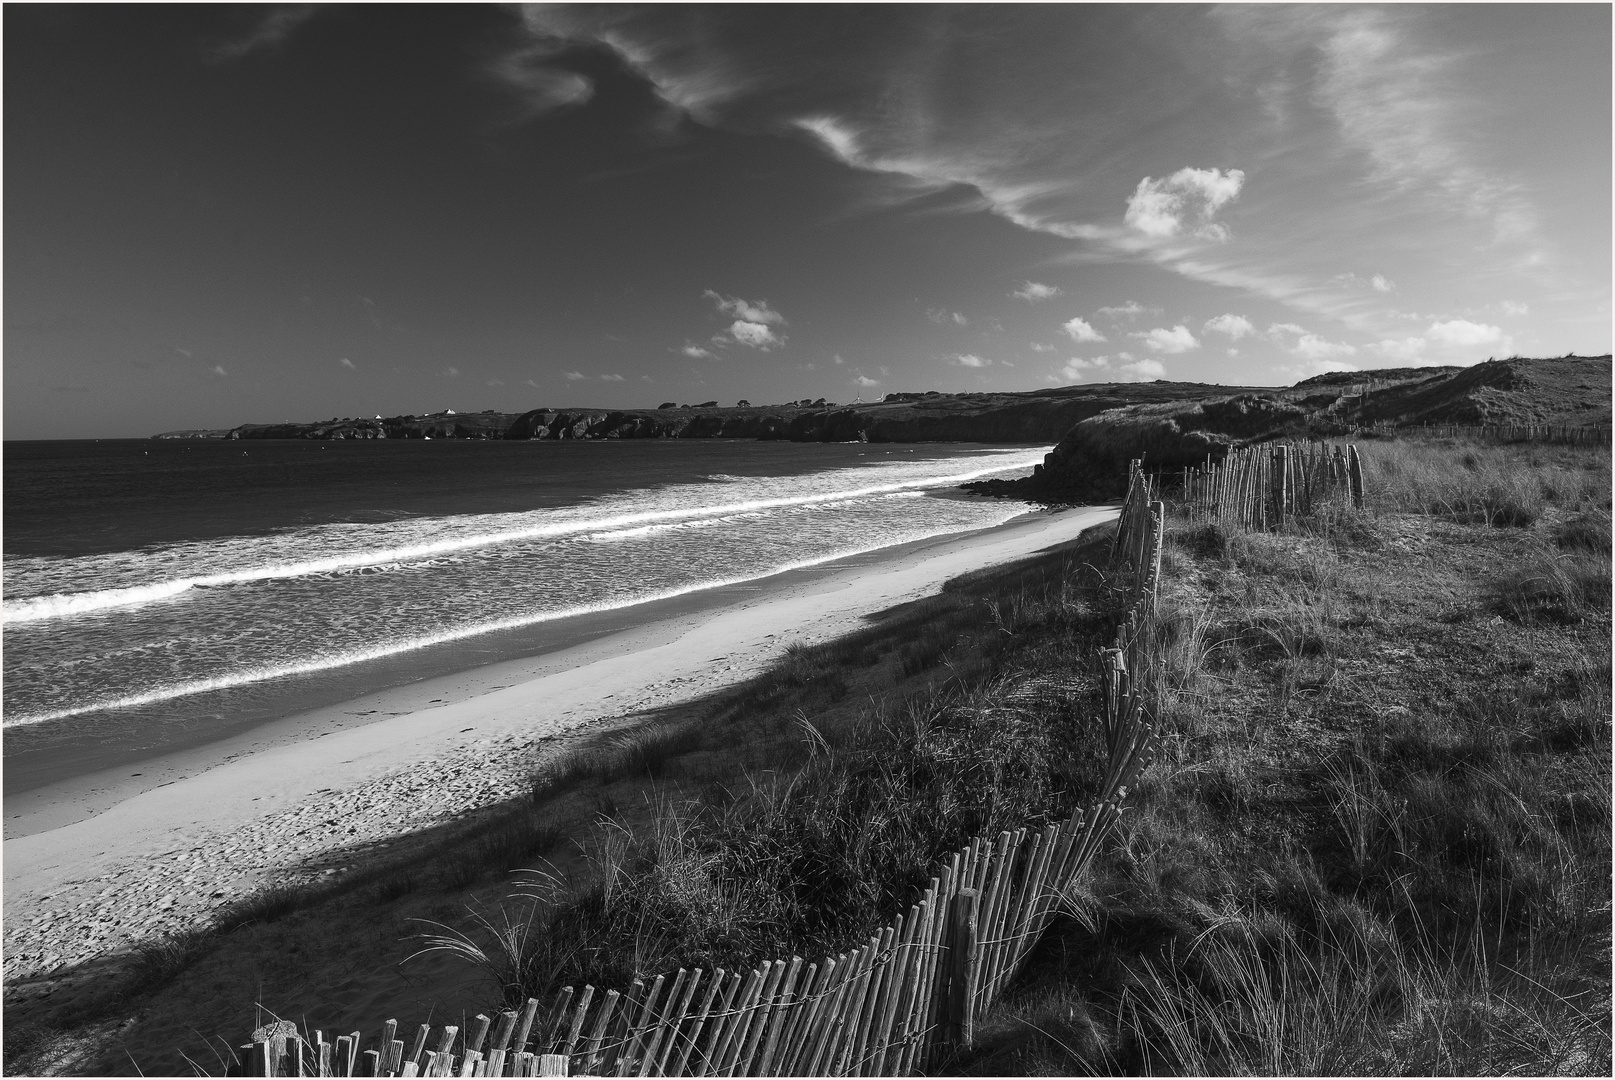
[
  {"xmin": 1179, "ymin": 441, "xmax": 1364, "ymax": 532},
  {"xmin": 1386, "ymin": 421, "xmax": 1611, "ymax": 447},
  {"xmin": 230, "ymin": 468, "xmax": 1167, "ymax": 1078}
]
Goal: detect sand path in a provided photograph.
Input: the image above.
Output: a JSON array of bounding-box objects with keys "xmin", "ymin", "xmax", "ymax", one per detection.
[{"xmin": 2, "ymin": 506, "xmax": 1114, "ymax": 998}]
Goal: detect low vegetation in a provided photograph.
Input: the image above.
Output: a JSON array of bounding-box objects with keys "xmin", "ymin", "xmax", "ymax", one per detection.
[
  {"xmin": 426, "ymin": 435, "xmax": 1611, "ymax": 1076},
  {"xmin": 953, "ymin": 436, "xmax": 1611, "ymax": 1076},
  {"xmin": 12, "ymin": 434, "xmax": 1607, "ymax": 1077}
]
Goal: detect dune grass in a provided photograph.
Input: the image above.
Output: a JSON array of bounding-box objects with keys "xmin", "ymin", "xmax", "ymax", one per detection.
[
  {"xmin": 424, "ymin": 530, "xmax": 1126, "ymax": 1005},
  {"xmin": 21, "ymin": 436, "xmax": 1606, "ymax": 1077},
  {"xmin": 946, "ymin": 439, "xmax": 1611, "ymax": 1076}
]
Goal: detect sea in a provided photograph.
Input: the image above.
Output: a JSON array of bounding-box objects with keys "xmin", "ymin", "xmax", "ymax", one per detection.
[{"xmin": 3, "ymin": 438, "xmax": 1050, "ymax": 794}]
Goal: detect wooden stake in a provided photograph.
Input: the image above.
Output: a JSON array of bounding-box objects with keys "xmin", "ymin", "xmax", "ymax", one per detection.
[
  {"xmin": 671, "ymin": 968, "xmax": 724, "ymax": 1078},
  {"xmin": 947, "ymin": 888, "xmax": 980, "ymax": 1049}
]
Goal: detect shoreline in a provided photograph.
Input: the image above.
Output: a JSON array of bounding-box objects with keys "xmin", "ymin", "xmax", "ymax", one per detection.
[{"xmin": 2, "ymin": 505, "xmax": 1115, "ymax": 994}]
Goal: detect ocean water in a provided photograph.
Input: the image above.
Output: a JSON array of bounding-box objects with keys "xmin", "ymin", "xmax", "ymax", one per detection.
[{"xmin": 3, "ymin": 439, "xmax": 1047, "ymax": 790}]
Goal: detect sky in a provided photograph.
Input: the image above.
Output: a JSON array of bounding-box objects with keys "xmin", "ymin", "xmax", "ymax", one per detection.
[{"xmin": 6, "ymin": 3, "xmax": 1610, "ymax": 439}]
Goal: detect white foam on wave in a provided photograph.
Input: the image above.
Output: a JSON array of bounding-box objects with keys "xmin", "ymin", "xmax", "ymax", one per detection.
[
  {"xmin": 3, "ymin": 515, "xmax": 1038, "ymax": 727},
  {"xmin": 4, "ymin": 453, "xmax": 1048, "ymax": 626}
]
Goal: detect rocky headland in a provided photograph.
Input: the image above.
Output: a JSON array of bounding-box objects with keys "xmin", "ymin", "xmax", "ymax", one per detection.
[{"xmin": 152, "ymin": 355, "xmax": 1611, "ymax": 504}]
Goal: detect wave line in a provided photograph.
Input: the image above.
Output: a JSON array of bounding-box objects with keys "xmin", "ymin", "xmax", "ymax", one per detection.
[
  {"xmin": 4, "ymin": 515, "xmax": 1052, "ymax": 727},
  {"xmin": 4, "ymin": 454, "xmax": 1047, "ymax": 625}
]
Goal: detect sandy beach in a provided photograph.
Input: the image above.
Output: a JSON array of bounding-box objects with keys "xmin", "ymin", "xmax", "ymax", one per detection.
[{"xmin": 2, "ymin": 505, "xmax": 1114, "ymax": 1002}]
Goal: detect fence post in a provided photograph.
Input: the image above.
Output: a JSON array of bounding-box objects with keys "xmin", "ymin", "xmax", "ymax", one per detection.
[
  {"xmin": 538, "ymin": 1053, "xmax": 570, "ymax": 1075},
  {"xmin": 946, "ymin": 888, "xmax": 980, "ymax": 1050},
  {"xmin": 1347, "ymin": 444, "xmax": 1365, "ymax": 509}
]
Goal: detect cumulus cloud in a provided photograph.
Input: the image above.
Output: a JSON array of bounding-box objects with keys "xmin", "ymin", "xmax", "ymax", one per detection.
[
  {"xmin": 724, "ymin": 320, "xmax": 783, "ymax": 349},
  {"xmin": 1062, "ymin": 317, "xmax": 1106, "ymax": 343},
  {"xmin": 1120, "ymin": 358, "xmax": 1167, "ymax": 380},
  {"xmin": 683, "ymin": 344, "xmax": 716, "ymax": 359},
  {"xmin": 1097, "ymin": 301, "xmax": 1159, "ymax": 320},
  {"xmin": 1013, "ymin": 281, "xmax": 1061, "ymax": 302},
  {"xmin": 854, "ymin": 374, "xmax": 881, "ymax": 387},
  {"xmin": 1291, "ymin": 334, "xmax": 1358, "ymax": 362},
  {"xmin": 339, "ymin": 357, "xmax": 356, "ymax": 369},
  {"xmin": 1368, "ymin": 337, "xmax": 1429, "ymax": 362},
  {"xmin": 1499, "ymin": 301, "xmax": 1530, "ymax": 316},
  {"xmin": 1275, "ymin": 356, "xmax": 1361, "ymax": 380},
  {"xmin": 1029, "ymin": 342, "xmax": 1055, "ymax": 353},
  {"xmin": 1427, "ymin": 319, "xmax": 1505, "ymax": 346},
  {"xmin": 1124, "ymin": 167, "xmax": 1245, "ymax": 240},
  {"xmin": 833, "ymin": 354, "xmax": 846, "ymax": 365},
  {"xmin": 704, "ymin": 290, "xmax": 785, "ymax": 325},
  {"xmin": 1268, "ymin": 322, "xmax": 1358, "ymax": 363},
  {"xmin": 1132, "ymin": 325, "xmax": 1199, "ymax": 354},
  {"xmin": 1202, "ymin": 314, "xmax": 1254, "ymax": 339},
  {"xmin": 211, "ymin": 364, "xmax": 228, "ymax": 377},
  {"xmin": 1059, "ymin": 356, "xmax": 1110, "ymax": 381},
  {"xmin": 1367, "ymin": 319, "xmax": 1510, "ymax": 365},
  {"xmin": 443, "ymin": 366, "xmax": 461, "ymax": 378},
  {"xmin": 1058, "ymin": 354, "xmax": 1165, "ymax": 383},
  {"xmin": 955, "ymin": 354, "xmax": 990, "ymax": 368},
  {"xmin": 926, "ymin": 308, "xmax": 968, "ymax": 326},
  {"xmin": 564, "ymin": 371, "xmax": 586, "ymax": 381},
  {"xmin": 1371, "ymin": 274, "xmax": 1396, "ymax": 293}
]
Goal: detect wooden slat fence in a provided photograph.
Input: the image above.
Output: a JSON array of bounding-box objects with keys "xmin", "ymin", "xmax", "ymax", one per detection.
[
  {"xmin": 230, "ymin": 467, "xmax": 1167, "ymax": 1078},
  {"xmin": 1180, "ymin": 441, "xmax": 1364, "ymax": 532},
  {"xmin": 1374, "ymin": 422, "xmax": 1611, "ymax": 447}
]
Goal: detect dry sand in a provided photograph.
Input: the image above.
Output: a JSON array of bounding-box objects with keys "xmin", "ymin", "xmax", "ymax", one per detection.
[{"xmin": 2, "ymin": 505, "xmax": 1115, "ymax": 1003}]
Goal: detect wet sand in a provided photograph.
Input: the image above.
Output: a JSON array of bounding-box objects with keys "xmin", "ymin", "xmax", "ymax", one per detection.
[{"xmin": 2, "ymin": 505, "xmax": 1116, "ymax": 995}]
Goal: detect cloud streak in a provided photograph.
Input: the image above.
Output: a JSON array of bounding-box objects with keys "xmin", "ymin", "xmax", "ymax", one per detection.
[{"xmin": 208, "ymin": 5, "xmax": 319, "ymax": 63}]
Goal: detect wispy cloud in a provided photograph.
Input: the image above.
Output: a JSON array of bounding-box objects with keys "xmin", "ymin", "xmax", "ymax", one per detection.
[
  {"xmin": 442, "ymin": 366, "xmax": 461, "ymax": 378},
  {"xmin": 683, "ymin": 344, "xmax": 716, "ymax": 359},
  {"xmin": 207, "ymin": 5, "xmax": 318, "ymax": 63},
  {"xmin": 1013, "ymin": 281, "xmax": 1061, "ymax": 302},
  {"xmin": 599, "ymin": 373, "xmax": 625, "ymax": 381},
  {"xmin": 1097, "ymin": 301, "xmax": 1159, "ymax": 320},
  {"xmin": 339, "ymin": 357, "xmax": 356, "ymax": 369},
  {"xmin": 486, "ymin": 43, "xmax": 595, "ymax": 118},
  {"xmin": 564, "ymin": 370, "xmax": 586, "ymax": 381},
  {"xmin": 1314, "ymin": 8, "xmax": 1538, "ymax": 245},
  {"xmin": 954, "ymin": 353, "xmax": 990, "ymax": 368}
]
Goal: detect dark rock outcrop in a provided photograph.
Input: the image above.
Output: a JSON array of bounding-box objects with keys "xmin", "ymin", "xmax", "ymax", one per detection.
[
  {"xmin": 977, "ymin": 395, "xmax": 1315, "ymax": 501},
  {"xmin": 152, "ymin": 357, "xmax": 1610, "ymax": 452}
]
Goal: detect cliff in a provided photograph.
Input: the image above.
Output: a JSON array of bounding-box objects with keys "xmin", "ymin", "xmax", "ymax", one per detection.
[
  {"xmin": 992, "ymin": 355, "xmax": 1612, "ymax": 501},
  {"xmin": 150, "ymin": 357, "xmax": 1610, "ymax": 469}
]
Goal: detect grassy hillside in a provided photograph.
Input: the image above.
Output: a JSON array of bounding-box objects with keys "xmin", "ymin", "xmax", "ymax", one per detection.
[{"xmin": 11, "ymin": 435, "xmax": 1608, "ymax": 1077}]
